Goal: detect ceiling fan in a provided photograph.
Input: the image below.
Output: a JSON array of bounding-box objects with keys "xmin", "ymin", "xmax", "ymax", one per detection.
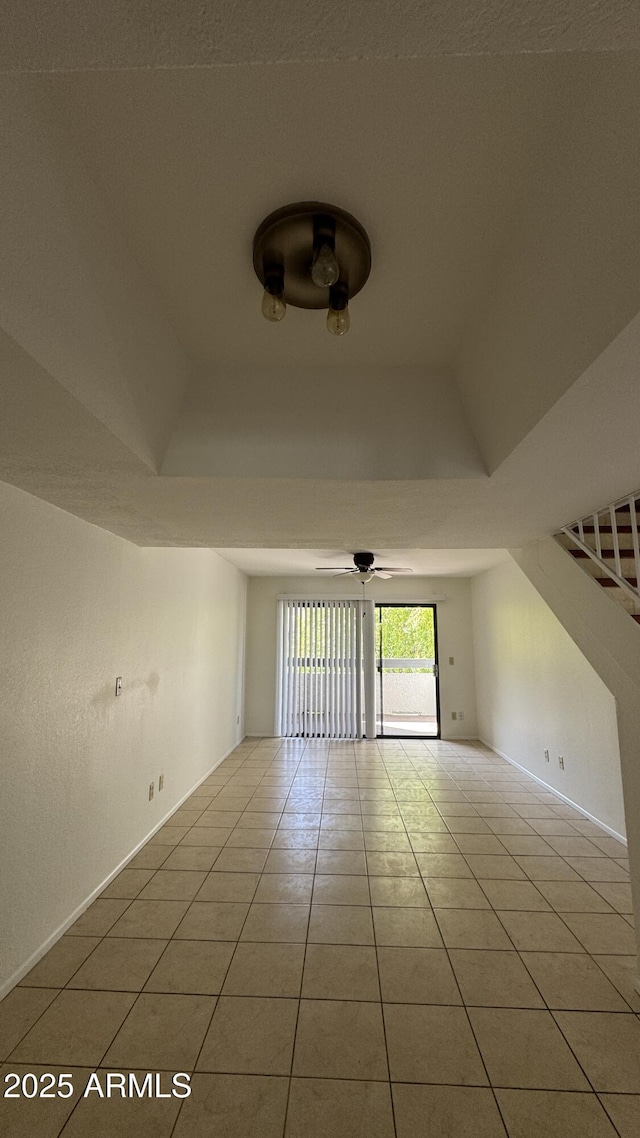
[{"xmin": 315, "ymin": 551, "xmax": 413, "ymax": 580}]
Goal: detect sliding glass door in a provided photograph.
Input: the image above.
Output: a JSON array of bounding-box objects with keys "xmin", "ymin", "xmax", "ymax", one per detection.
[{"xmin": 375, "ymin": 604, "xmax": 440, "ymax": 738}]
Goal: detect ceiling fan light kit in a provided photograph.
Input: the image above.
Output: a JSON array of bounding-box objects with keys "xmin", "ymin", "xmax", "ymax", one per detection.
[
  {"xmin": 315, "ymin": 551, "xmax": 413, "ymax": 579},
  {"xmin": 253, "ymin": 202, "xmax": 371, "ymax": 335}
]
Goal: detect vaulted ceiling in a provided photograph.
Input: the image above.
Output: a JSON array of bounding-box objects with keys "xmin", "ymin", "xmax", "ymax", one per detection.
[{"xmin": 1, "ymin": 2, "xmax": 640, "ymax": 553}]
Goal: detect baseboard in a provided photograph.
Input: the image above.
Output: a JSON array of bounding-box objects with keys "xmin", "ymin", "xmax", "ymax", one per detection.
[
  {"xmin": 479, "ymin": 737, "xmax": 627, "ymax": 845},
  {"xmin": 1, "ymin": 737, "xmax": 242, "ymax": 1001}
]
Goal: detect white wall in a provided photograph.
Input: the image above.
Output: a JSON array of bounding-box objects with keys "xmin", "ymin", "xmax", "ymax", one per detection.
[
  {"xmin": 471, "ymin": 556, "xmax": 624, "ymax": 835},
  {"xmin": 0, "ymin": 480, "xmax": 246, "ymax": 993},
  {"xmin": 245, "ymin": 575, "xmax": 477, "ymax": 738}
]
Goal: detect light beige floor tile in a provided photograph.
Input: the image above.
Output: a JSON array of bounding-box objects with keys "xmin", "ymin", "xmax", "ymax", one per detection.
[
  {"xmin": 450, "ymin": 949, "xmax": 544, "ymax": 1008},
  {"xmin": 564, "ymin": 857, "xmax": 630, "ymax": 882},
  {"xmin": 172, "ymin": 1073, "xmax": 289, "ymax": 1138},
  {"xmin": 377, "ymin": 947, "xmax": 461, "ymax": 1004},
  {"xmin": 241, "ymin": 902, "xmax": 310, "ymax": 943},
  {"xmin": 100, "ymin": 869, "xmax": 156, "ymax": 899},
  {"xmin": 264, "ymin": 849, "xmax": 318, "ymax": 873},
  {"xmin": 384, "ymin": 1003, "xmax": 487, "ymax": 1084},
  {"xmin": 535, "ymin": 880, "xmax": 614, "ymax": 913},
  {"xmin": 174, "ymin": 901, "xmax": 249, "ymax": 940},
  {"xmin": 591, "ymin": 835, "xmax": 629, "ymax": 857},
  {"xmin": 0, "ymin": 1063, "xmax": 89, "ymax": 1138},
  {"xmin": 463, "ymin": 855, "xmax": 527, "ymax": 880},
  {"xmin": 495, "ymin": 1089, "xmax": 618, "ymax": 1138},
  {"xmin": 424, "ymin": 877, "xmax": 491, "ymax": 909},
  {"xmin": 552, "ymin": 1011, "xmax": 640, "ymax": 1091},
  {"xmin": 369, "ymin": 876, "xmax": 429, "ymax": 907},
  {"xmin": 144, "ymin": 940, "xmax": 235, "ymax": 994},
  {"xmin": 213, "ymin": 848, "xmax": 269, "ymax": 873},
  {"xmin": 393, "ymin": 1084, "xmax": 507, "ymax": 1138},
  {"xmin": 126, "ymin": 846, "xmax": 171, "ymax": 870},
  {"xmin": 197, "ymin": 995, "xmax": 297, "ymax": 1074},
  {"xmin": 238, "ymin": 812, "xmax": 283, "ymax": 828},
  {"xmin": 513, "ymin": 856, "xmax": 581, "ymax": 880},
  {"xmin": 275, "ymin": 829, "xmax": 321, "ymax": 849},
  {"xmin": 519, "ymin": 952, "xmax": 629, "ymax": 1011},
  {"xmin": 366, "ymin": 852, "xmax": 419, "ymax": 875},
  {"xmin": 436, "ymin": 909, "xmax": 513, "ymax": 949},
  {"xmin": 195, "ymin": 871, "xmax": 260, "ymax": 902},
  {"xmin": 302, "ymin": 944, "xmax": 380, "ymax": 1000},
  {"xmin": 452, "ymin": 834, "xmax": 508, "ymax": 855},
  {"xmin": 592, "ymin": 955, "xmax": 640, "ymax": 1010},
  {"xmin": 364, "ymin": 832, "xmax": 412, "ymax": 852},
  {"xmin": 57, "ymin": 1070, "xmax": 182, "ymax": 1136},
  {"xmin": 545, "ymin": 836, "xmax": 607, "ymax": 857},
  {"xmin": 20, "ymin": 937, "xmax": 100, "ymax": 988},
  {"xmin": 480, "ymin": 880, "xmax": 550, "ymax": 911},
  {"xmin": 293, "ymin": 999, "xmax": 388, "ymax": 1079},
  {"xmin": 590, "ymin": 881, "xmax": 634, "ymax": 913},
  {"xmin": 222, "ymin": 942, "xmax": 305, "ymax": 997},
  {"xmin": 496, "ymin": 911, "xmax": 585, "ymax": 952},
  {"xmin": 68, "ymin": 899, "xmax": 132, "ymax": 937},
  {"xmin": 253, "ymin": 873, "xmax": 314, "ymax": 904},
  {"xmin": 312, "ymin": 874, "xmax": 370, "ymax": 905},
  {"xmin": 137, "ymin": 869, "xmax": 207, "ymax": 901},
  {"xmin": 286, "ymin": 1078, "xmax": 395, "ymax": 1138},
  {"xmin": 599, "ymin": 1093, "xmax": 640, "ymax": 1137},
  {"xmin": 161, "ymin": 846, "xmax": 221, "ymax": 870},
  {"xmin": 67, "ymin": 938, "xmax": 166, "ymax": 991},
  {"xmin": 10, "ymin": 990, "xmax": 136, "ymax": 1066},
  {"xmin": 194, "ymin": 808, "xmax": 241, "ymax": 825},
  {"xmin": 0, "ymin": 988, "xmax": 60, "ymax": 1060},
  {"xmin": 468, "ymin": 1008, "xmax": 589, "ymax": 1090},
  {"xmin": 104, "ymin": 992, "xmax": 214, "ymax": 1069},
  {"xmin": 559, "ymin": 913, "xmax": 637, "ymax": 954},
  {"xmin": 486, "ymin": 819, "xmax": 536, "ymax": 836},
  {"xmin": 414, "ymin": 853, "xmax": 473, "ymax": 878},
  {"xmin": 105, "ymin": 899, "xmax": 187, "ymax": 939},
  {"xmin": 407, "ymin": 833, "xmax": 459, "ymax": 853},
  {"xmin": 308, "ymin": 903, "xmax": 374, "ymax": 945},
  {"xmin": 225, "ymin": 827, "xmax": 279, "ymax": 849}
]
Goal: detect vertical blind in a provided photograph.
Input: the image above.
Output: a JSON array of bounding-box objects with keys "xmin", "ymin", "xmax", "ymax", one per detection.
[{"xmin": 276, "ymin": 599, "xmax": 363, "ymax": 738}]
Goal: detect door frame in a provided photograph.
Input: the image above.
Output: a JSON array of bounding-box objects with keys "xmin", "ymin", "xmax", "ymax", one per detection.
[{"xmin": 374, "ymin": 602, "xmax": 441, "ymax": 740}]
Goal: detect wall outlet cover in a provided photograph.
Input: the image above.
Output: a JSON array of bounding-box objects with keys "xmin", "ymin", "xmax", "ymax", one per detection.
[
  {"xmin": 149, "ymin": 782, "xmax": 154, "ymax": 800},
  {"xmin": 158, "ymin": 774, "xmax": 164, "ymax": 791},
  {"xmin": 451, "ymin": 711, "xmax": 457, "ymax": 720},
  {"xmin": 115, "ymin": 676, "xmax": 122, "ymax": 697}
]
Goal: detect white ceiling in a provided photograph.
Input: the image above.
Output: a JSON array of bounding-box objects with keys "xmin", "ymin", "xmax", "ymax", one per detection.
[
  {"xmin": 216, "ymin": 549, "xmax": 510, "ymax": 578},
  {"xmin": 1, "ymin": 4, "xmax": 639, "ymax": 554}
]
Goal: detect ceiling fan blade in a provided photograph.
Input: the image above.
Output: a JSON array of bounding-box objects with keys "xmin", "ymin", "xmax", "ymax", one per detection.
[
  {"xmin": 377, "ymin": 567, "xmax": 413, "ymax": 574},
  {"xmin": 333, "ymin": 570, "xmax": 357, "ymax": 577},
  {"xmin": 315, "ymin": 567, "xmax": 351, "ymax": 570},
  {"xmin": 375, "ymin": 571, "xmax": 393, "ymax": 579}
]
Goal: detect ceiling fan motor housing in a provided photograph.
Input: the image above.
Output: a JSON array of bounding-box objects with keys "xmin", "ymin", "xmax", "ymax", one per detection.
[{"xmin": 353, "ymin": 551, "xmax": 375, "ymax": 571}]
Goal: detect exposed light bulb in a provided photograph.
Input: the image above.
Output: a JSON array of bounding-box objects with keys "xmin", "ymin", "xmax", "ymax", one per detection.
[
  {"xmin": 261, "ymin": 288, "xmax": 286, "ymax": 322},
  {"xmin": 311, "ymin": 242, "xmax": 340, "ymax": 288},
  {"xmin": 327, "ymin": 304, "xmax": 350, "ymax": 336}
]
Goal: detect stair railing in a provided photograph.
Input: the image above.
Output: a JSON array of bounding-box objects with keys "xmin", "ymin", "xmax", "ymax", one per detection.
[{"xmin": 561, "ymin": 490, "xmax": 640, "ymax": 606}]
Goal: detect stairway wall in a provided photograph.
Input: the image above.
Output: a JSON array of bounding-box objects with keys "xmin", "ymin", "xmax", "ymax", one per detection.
[{"xmin": 508, "ymin": 537, "xmax": 640, "ymax": 971}]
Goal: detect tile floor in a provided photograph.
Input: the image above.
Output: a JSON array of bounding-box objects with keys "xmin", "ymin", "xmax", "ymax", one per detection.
[{"xmin": 2, "ymin": 736, "xmax": 639, "ymax": 1137}]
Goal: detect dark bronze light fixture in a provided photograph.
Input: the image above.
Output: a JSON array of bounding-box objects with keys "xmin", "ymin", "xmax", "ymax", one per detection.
[{"xmin": 252, "ymin": 202, "xmax": 371, "ymax": 336}]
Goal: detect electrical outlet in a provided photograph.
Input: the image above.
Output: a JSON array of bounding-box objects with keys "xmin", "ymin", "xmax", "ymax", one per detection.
[
  {"xmin": 544, "ymin": 749, "xmax": 550, "ymax": 762},
  {"xmin": 115, "ymin": 676, "xmax": 122, "ymax": 697},
  {"xmin": 158, "ymin": 774, "xmax": 164, "ymax": 792},
  {"xmin": 149, "ymin": 781, "xmax": 154, "ymax": 801},
  {"xmin": 451, "ymin": 711, "xmax": 457, "ymax": 721},
  {"xmin": 558, "ymin": 755, "xmax": 565, "ymax": 770},
  {"xmin": 448, "ymin": 656, "xmax": 455, "ymax": 665},
  {"xmin": 458, "ymin": 711, "xmax": 464, "ymax": 721}
]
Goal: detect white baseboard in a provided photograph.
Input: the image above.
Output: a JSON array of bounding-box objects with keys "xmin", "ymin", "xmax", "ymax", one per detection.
[
  {"xmin": 479, "ymin": 737, "xmax": 627, "ymax": 845},
  {"xmin": 1, "ymin": 738, "xmax": 242, "ymax": 1002}
]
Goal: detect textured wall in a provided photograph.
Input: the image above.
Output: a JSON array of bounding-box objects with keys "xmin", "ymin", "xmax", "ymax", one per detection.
[
  {"xmin": 471, "ymin": 556, "xmax": 624, "ymax": 834},
  {"xmin": 0, "ymin": 480, "xmax": 246, "ymax": 992}
]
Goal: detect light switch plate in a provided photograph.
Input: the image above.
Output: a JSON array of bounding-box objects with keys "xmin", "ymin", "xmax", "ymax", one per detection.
[{"xmin": 115, "ymin": 676, "xmax": 122, "ymax": 697}]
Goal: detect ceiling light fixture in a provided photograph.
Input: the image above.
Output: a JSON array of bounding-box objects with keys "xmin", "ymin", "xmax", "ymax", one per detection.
[{"xmin": 253, "ymin": 202, "xmax": 371, "ymax": 336}]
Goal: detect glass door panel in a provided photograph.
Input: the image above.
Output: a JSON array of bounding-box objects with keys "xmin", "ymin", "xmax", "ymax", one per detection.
[{"xmin": 375, "ymin": 604, "xmax": 439, "ymax": 738}]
